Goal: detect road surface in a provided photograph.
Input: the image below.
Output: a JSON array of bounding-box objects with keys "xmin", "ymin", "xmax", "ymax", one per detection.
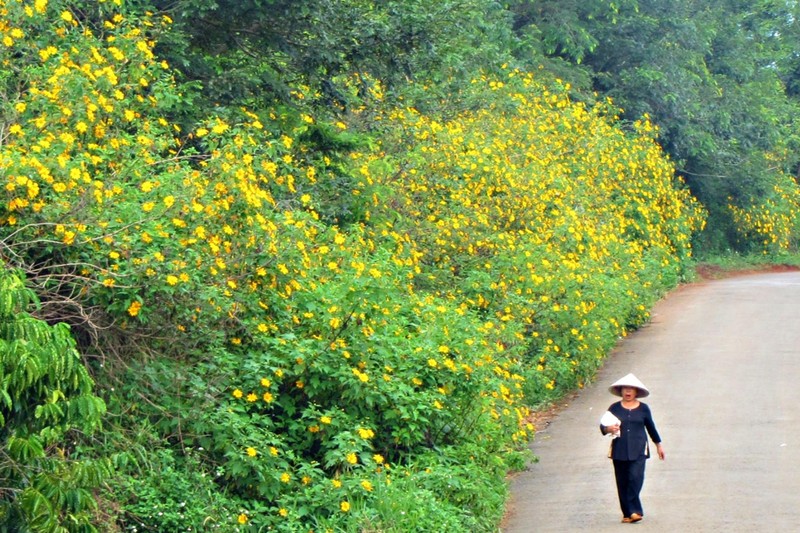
[{"xmin": 501, "ymin": 271, "xmax": 800, "ymax": 532}]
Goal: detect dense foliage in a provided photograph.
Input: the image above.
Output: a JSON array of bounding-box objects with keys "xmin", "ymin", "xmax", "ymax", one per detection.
[
  {"xmin": 0, "ymin": 267, "xmax": 107, "ymax": 531},
  {"xmin": 0, "ymin": 0, "xmax": 795, "ymax": 531},
  {"xmin": 540, "ymin": 0, "xmax": 800, "ymax": 253},
  {"xmin": 131, "ymin": 0, "xmax": 800, "ymax": 255}
]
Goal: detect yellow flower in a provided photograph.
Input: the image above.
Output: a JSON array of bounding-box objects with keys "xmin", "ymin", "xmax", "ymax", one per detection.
[
  {"xmin": 332, "ymin": 479, "xmax": 342, "ymax": 488},
  {"xmin": 320, "ymin": 415, "xmax": 332, "ymax": 425},
  {"xmin": 270, "ymin": 446, "xmax": 279, "ymax": 456},
  {"xmin": 166, "ymin": 275, "xmax": 178, "ymax": 286},
  {"xmin": 262, "ymin": 392, "xmax": 273, "ymax": 403},
  {"xmin": 260, "ymin": 378, "xmax": 271, "ymax": 387},
  {"xmin": 127, "ymin": 301, "xmax": 142, "ymax": 317},
  {"xmin": 373, "ymin": 454, "xmax": 384, "ymax": 464},
  {"xmin": 357, "ymin": 428, "xmax": 374, "ymax": 439},
  {"xmin": 232, "ymin": 389, "xmax": 243, "ymax": 399},
  {"xmin": 246, "ymin": 447, "xmax": 257, "ymax": 457},
  {"xmin": 246, "ymin": 393, "xmax": 257, "ymax": 402},
  {"xmin": 278, "ymin": 508, "xmax": 288, "ymax": 517},
  {"xmin": 346, "ymin": 452, "xmax": 358, "ymax": 465},
  {"xmin": 280, "ymin": 472, "xmax": 291, "ymax": 483},
  {"xmin": 352, "ymin": 368, "xmax": 369, "ymax": 382},
  {"xmin": 360, "ymin": 480, "xmax": 373, "ymax": 492},
  {"xmin": 38, "ymin": 45, "xmax": 57, "ymax": 61},
  {"xmin": 237, "ymin": 513, "xmax": 248, "ymax": 524},
  {"xmin": 61, "ymin": 11, "xmax": 74, "ymax": 22},
  {"xmin": 340, "ymin": 501, "xmax": 350, "ymax": 512}
]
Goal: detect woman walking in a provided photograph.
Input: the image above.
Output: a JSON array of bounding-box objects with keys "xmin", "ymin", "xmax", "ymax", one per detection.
[{"xmin": 600, "ymin": 373, "xmax": 665, "ymax": 523}]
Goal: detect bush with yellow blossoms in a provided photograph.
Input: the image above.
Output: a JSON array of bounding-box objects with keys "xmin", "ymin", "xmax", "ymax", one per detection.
[
  {"xmin": 0, "ymin": 1, "xmax": 705, "ymax": 532},
  {"xmin": 366, "ymin": 72, "xmax": 705, "ymax": 403},
  {"xmin": 728, "ymin": 171, "xmax": 800, "ymax": 254}
]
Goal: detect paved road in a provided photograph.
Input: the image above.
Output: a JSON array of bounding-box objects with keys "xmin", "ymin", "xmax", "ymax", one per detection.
[{"xmin": 501, "ymin": 271, "xmax": 800, "ymax": 532}]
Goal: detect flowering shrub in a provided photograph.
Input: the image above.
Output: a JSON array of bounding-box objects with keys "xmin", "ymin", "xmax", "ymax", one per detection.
[
  {"xmin": 1, "ymin": 1, "xmax": 706, "ymax": 531},
  {"xmin": 366, "ymin": 72, "xmax": 706, "ymax": 401},
  {"xmin": 728, "ymin": 172, "xmax": 800, "ymax": 253}
]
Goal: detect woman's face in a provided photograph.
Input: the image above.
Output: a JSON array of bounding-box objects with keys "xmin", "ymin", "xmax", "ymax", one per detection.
[{"xmin": 621, "ymin": 386, "xmax": 638, "ymax": 401}]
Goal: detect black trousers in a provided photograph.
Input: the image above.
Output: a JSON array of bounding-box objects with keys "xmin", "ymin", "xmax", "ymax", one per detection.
[{"xmin": 613, "ymin": 457, "xmax": 647, "ymax": 517}]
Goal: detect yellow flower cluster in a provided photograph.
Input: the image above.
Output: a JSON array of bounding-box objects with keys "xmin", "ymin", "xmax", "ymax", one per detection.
[
  {"xmin": 346, "ymin": 69, "xmax": 705, "ymax": 406},
  {"xmin": 728, "ymin": 176, "xmax": 800, "ymax": 252}
]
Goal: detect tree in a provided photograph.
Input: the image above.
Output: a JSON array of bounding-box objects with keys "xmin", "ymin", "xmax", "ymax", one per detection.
[
  {"xmin": 0, "ymin": 266, "xmax": 108, "ymax": 532},
  {"xmin": 130, "ymin": 0, "xmax": 522, "ymax": 115},
  {"xmin": 571, "ymin": 0, "xmax": 800, "ymax": 252}
]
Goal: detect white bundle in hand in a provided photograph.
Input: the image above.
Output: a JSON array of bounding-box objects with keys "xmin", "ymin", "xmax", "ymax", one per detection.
[{"xmin": 600, "ymin": 411, "xmax": 621, "ymax": 438}]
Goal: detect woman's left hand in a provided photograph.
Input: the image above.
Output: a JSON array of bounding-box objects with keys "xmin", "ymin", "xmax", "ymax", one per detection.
[{"xmin": 656, "ymin": 443, "xmax": 665, "ymax": 460}]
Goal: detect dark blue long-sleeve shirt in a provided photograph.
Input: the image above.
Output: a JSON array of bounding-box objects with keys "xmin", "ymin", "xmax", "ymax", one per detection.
[{"xmin": 601, "ymin": 401, "xmax": 661, "ymax": 461}]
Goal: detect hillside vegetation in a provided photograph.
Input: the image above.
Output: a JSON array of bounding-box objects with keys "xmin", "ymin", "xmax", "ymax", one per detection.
[{"xmin": 0, "ymin": 1, "xmax": 794, "ymax": 531}]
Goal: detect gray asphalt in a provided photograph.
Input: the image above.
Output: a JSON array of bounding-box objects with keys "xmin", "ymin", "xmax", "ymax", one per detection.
[{"xmin": 501, "ymin": 271, "xmax": 800, "ymax": 532}]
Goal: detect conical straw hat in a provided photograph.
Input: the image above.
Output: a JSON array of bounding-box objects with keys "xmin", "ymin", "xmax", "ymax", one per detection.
[{"xmin": 608, "ymin": 373, "xmax": 650, "ymax": 398}]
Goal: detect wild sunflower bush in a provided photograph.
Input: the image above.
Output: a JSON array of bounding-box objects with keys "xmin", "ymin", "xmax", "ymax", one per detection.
[
  {"xmin": 728, "ymin": 171, "xmax": 800, "ymax": 254},
  {"xmin": 364, "ymin": 72, "xmax": 705, "ymax": 404},
  {"xmin": 1, "ymin": 1, "xmax": 704, "ymax": 531}
]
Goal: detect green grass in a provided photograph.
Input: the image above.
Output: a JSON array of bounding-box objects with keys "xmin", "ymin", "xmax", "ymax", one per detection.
[{"xmin": 689, "ymin": 252, "xmax": 800, "ymax": 281}]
